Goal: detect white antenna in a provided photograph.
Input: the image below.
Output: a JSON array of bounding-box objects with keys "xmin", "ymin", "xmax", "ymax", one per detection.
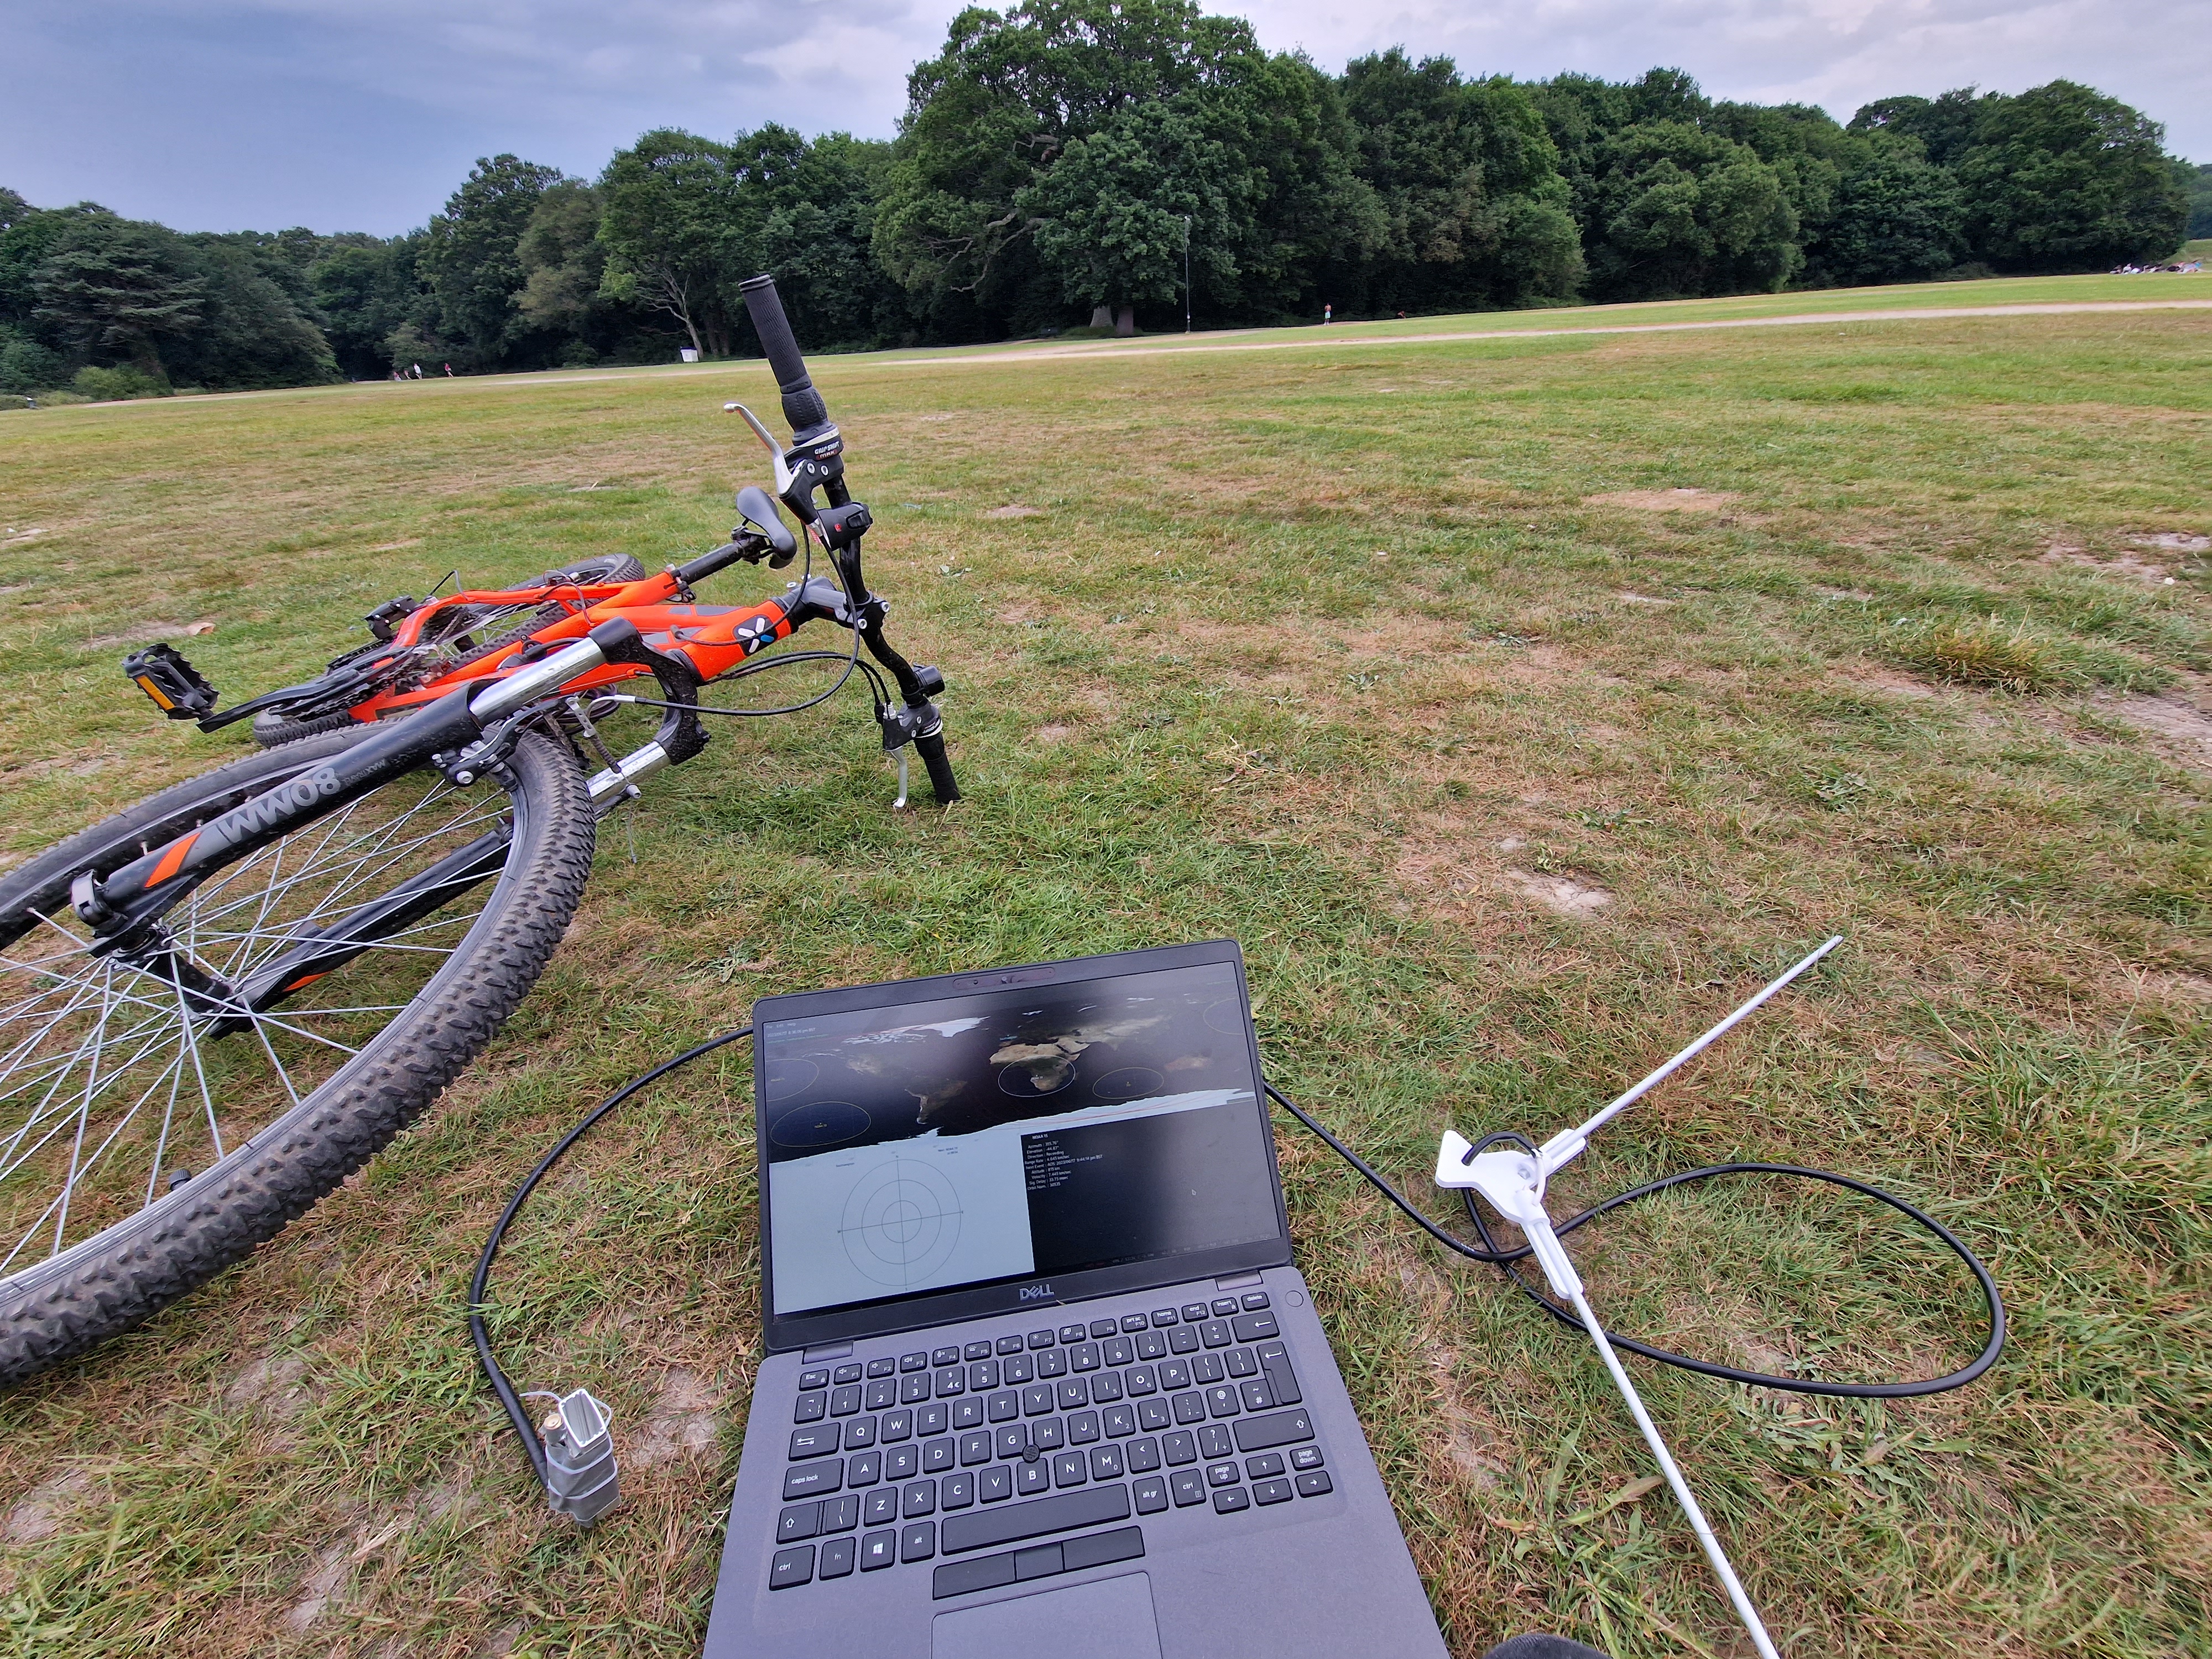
[{"xmin": 1436, "ymin": 936, "xmax": 1843, "ymax": 1659}]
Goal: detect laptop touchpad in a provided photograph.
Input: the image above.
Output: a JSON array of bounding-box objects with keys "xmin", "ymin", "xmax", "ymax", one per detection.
[{"xmin": 931, "ymin": 1571, "xmax": 1162, "ymax": 1658}]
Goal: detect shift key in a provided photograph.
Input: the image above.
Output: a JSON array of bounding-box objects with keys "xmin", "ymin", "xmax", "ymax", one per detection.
[
  {"xmin": 1255, "ymin": 1342, "xmax": 1302, "ymax": 1406},
  {"xmin": 1233, "ymin": 1408, "xmax": 1314, "ymax": 1454}
]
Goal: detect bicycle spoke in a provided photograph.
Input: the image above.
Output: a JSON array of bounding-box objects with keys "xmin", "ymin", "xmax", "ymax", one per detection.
[
  {"xmin": 191, "ymin": 805, "xmax": 505, "ymax": 973},
  {"xmin": 0, "ymin": 1012, "xmax": 178, "ymax": 1169},
  {"xmin": 251, "ymin": 1018, "xmax": 302, "ymax": 1112},
  {"xmin": 143, "ymin": 1038, "xmax": 189, "ymax": 1209},
  {"xmin": 7, "ymin": 1045, "xmax": 190, "ymax": 1274},
  {"xmin": 0, "ymin": 750, "xmax": 518, "ymax": 1277},
  {"xmin": 0, "ymin": 992, "xmax": 135, "ymax": 1174},
  {"xmin": 229, "ymin": 1010, "xmax": 363, "ymax": 1058},
  {"xmin": 49, "ymin": 971, "xmax": 118, "ymax": 1256}
]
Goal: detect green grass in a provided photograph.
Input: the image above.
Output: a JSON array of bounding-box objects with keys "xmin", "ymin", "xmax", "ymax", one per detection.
[{"xmin": 1, "ymin": 295, "xmax": 2208, "ymax": 1658}]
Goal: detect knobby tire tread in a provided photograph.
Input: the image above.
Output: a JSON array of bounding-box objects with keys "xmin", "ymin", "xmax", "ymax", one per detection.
[
  {"xmin": 251, "ymin": 707, "xmax": 361, "ymax": 747},
  {"xmin": 0, "ymin": 730, "xmax": 597, "ymax": 1387}
]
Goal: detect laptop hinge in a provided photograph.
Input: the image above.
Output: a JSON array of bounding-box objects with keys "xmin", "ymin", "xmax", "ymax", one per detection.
[
  {"xmin": 1213, "ymin": 1270, "xmax": 1264, "ymax": 1290},
  {"xmin": 802, "ymin": 1340, "xmax": 855, "ymax": 1362}
]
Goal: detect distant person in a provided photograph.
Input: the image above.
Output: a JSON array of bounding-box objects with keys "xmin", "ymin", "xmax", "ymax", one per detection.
[
  {"xmin": 411, "ymin": 362, "xmax": 424, "ymax": 379},
  {"xmin": 444, "ymin": 362, "xmax": 453, "ymax": 376},
  {"xmin": 1323, "ymin": 303, "xmax": 1332, "ymax": 325}
]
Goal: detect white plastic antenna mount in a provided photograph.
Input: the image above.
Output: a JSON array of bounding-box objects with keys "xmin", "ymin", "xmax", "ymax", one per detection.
[
  {"xmin": 1434, "ymin": 1133, "xmax": 1580, "ymax": 1299},
  {"xmin": 1426, "ymin": 937, "xmax": 1845, "ymax": 1659}
]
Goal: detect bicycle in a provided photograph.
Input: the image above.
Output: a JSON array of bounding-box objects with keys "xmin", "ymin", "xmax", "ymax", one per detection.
[{"xmin": 0, "ymin": 275, "xmax": 957, "ymax": 1386}]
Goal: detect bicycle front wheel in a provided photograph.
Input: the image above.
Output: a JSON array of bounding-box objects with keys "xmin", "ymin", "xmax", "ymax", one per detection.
[{"xmin": 0, "ymin": 724, "xmax": 595, "ymax": 1386}]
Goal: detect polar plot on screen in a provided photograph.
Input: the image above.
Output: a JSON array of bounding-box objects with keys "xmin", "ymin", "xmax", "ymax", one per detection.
[{"xmin": 838, "ymin": 1157, "xmax": 966, "ymax": 1287}]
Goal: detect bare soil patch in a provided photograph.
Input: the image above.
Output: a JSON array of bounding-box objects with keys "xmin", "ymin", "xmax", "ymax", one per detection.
[
  {"xmin": 984, "ymin": 504, "xmax": 1043, "ymax": 519},
  {"xmin": 1, "ymin": 748, "xmax": 119, "ymax": 782},
  {"xmin": 1504, "ymin": 868, "xmax": 1614, "ymax": 917},
  {"xmin": 628, "ymin": 1366, "xmax": 722, "ymax": 1467},
  {"xmin": 2043, "ymin": 545, "xmax": 2173, "ymax": 582},
  {"xmin": 1837, "ymin": 666, "xmax": 1940, "ymax": 699},
  {"xmin": 226, "ymin": 1354, "xmax": 310, "ymax": 1418},
  {"xmin": 4, "ymin": 1468, "xmax": 91, "ymax": 1543},
  {"xmin": 79, "ymin": 618, "xmax": 215, "ymax": 649},
  {"xmin": 284, "ymin": 1541, "xmax": 349, "ymax": 1632},
  {"xmin": 1584, "ymin": 487, "xmax": 1738, "ymax": 512},
  {"xmin": 2132, "ymin": 970, "xmax": 2212, "ymax": 1004},
  {"xmin": 2111, "ymin": 693, "xmax": 2212, "ymax": 764}
]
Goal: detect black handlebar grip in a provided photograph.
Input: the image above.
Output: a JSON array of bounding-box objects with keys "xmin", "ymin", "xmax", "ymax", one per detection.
[
  {"xmin": 672, "ymin": 542, "xmax": 751, "ymax": 586},
  {"xmin": 738, "ymin": 273, "xmax": 830, "ymax": 437},
  {"xmin": 915, "ymin": 729, "xmax": 961, "ymax": 805}
]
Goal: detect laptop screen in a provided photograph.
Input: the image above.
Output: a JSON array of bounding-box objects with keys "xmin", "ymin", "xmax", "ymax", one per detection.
[{"xmin": 758, "ymin": 956, "xmax": 1282, "ymax": 1326}]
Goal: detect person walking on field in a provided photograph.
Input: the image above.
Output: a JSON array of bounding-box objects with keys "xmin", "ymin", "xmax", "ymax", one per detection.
[
  {"xmin": 444, "ymin": 363, "xmax": 453, "ymax": 377},
  {"xmin": 1323, "ymin": 303, "xmax": 1332, "ymax": 325}
]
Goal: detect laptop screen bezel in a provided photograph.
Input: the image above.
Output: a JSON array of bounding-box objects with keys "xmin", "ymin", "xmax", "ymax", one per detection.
[{"xmin": 753, "ymin": 939, "xmax": 1292, "ymax": 1354}]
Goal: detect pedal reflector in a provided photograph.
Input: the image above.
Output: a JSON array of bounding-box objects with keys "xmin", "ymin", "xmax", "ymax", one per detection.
[{"xmin": 121, "ymin": 643, "xmax": 218, "ymax": 721}]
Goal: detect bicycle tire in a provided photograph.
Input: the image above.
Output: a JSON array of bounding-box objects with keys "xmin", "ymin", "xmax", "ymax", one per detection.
[
  {"xmin": 250, "ymin": 706, "xmax": 360, "ymax": 747},
  {"xmin": 533, "ymin": 555, "xmax": 646, "ymax": 588},
  {"xmin": 0, "ymin": 723, "xmax": 596, "ymax": 1386}
]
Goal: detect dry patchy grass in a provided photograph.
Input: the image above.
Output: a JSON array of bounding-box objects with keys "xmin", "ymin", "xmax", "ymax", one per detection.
[{"xmin": 0, "ymin": 304, "xmax": 2207, "ymax": 1657}]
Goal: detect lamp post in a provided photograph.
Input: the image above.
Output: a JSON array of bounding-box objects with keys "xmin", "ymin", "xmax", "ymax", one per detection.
[{"xmin": 1183, "ymin": 215, "xmax": 1192, "ymax": 335}]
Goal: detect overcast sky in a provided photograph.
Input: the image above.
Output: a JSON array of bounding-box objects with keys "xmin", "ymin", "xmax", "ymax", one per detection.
[{"xmin": 4, "ymin": 0, "xmax": 2205, "ymax": 235}]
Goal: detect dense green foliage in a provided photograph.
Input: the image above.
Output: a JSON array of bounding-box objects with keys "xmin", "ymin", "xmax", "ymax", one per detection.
[
  {"xmin": 873, "ymin": 0, "xmax": 1385, "ymax": 338},
  {"xmin": 0, "ymin": 195, "xmax": 337, "ymax": 397},
  {"xmin": 1855, "ymin": 81, "xmax": 2190, "ymax": 273},
  {"xmin": 1, "ymin": 7, "xmax": 2195, "ymax": 399},
  {"xmin": 2177, "ymin": 162, "xmax": 2211, "ymax": 238}
]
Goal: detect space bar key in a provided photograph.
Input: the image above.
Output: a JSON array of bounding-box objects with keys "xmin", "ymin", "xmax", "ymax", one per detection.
[{"xmin": 940, "ymin": 1485, "xmax": 1131, "ymax": 1555}]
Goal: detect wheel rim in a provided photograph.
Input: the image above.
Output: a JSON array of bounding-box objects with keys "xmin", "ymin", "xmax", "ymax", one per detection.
[{"xmin": 0, "ymin": 765, "xmax": 519, "ymax": 1282}]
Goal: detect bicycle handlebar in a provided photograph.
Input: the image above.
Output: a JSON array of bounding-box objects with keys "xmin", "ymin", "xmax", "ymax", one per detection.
[
  {"xmin": 915, "ymin": 730, "xmax": 960, "ymax": 804},
  {"xmin": 739, "ymin": 268, "xmax": 958, "ymax": 803},
  {"xmin": 738, "ymin": 274, "xmax": 830, "ymax": 439},
  {"xmin": 674, "ymin": 540, "xmax": 760, "ymax": 586}
]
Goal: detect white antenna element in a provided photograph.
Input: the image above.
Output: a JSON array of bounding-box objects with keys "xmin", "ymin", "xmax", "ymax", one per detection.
[{"xmin": 1436, "ymin": 936, "xmax": 1843, "ymax": 1659}]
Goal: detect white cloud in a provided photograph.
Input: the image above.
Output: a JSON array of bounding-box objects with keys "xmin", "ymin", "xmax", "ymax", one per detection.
[{"xmin": 1, "ymin": 0, "xmax": 2201, "ymax": 233}]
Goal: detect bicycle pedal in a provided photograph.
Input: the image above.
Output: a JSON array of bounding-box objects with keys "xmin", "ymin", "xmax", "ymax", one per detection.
[{"xmin": 122, "ymin": 643, "xmax": 218, "ymax": 721}]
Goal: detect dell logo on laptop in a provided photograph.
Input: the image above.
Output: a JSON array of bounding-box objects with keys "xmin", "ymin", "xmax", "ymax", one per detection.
[{"xmin": 1018, "ymin": 1282, "xmax": 1054, "ymax": 1301}]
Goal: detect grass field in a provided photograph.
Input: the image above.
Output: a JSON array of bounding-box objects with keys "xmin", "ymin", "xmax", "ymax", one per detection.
[{"xmin": 1, "ymin": 279, "xmax": 2208, "ymax": 1658}]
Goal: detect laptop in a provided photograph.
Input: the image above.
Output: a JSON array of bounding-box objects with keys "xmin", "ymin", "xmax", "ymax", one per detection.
[{"xmin": 702, "ymin": 940, "xmax": 1449, "ymax": 1658}]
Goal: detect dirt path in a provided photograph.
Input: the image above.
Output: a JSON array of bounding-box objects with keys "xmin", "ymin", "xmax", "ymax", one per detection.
[
  {"xmin": 46, "ymin": 299, "xmax": 2212, "ymax": 411},
  {"xmin": 906, "ymin": 299, "xmax": 2212, "ymax": 368}
]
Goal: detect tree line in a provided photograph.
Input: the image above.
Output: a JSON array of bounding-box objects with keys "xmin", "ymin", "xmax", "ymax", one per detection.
[{"xmin": 2, "ymin": 0, "xmax": 2198, "ymax": 401}]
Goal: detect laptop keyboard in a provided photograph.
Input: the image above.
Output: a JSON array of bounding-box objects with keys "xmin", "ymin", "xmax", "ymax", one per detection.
[{"xmin": 767, "ymin": 1292, "xmax": 1334, "ymax": 1597}]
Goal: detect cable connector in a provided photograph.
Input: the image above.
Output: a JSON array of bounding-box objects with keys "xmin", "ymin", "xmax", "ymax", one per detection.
[{"xmin": 539, "ymin": 1389, "xmax": 619, "ymax": 1525}]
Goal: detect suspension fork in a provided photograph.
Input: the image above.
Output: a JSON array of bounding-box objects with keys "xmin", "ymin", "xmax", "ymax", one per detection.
[{"xmin": 826, "ymin": 543, "xmax": 958, "ymax": 804}]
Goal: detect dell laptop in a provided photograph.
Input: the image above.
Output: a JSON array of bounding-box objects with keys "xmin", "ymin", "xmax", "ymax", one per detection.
[{"xmin": 703, "ymin": 940, "xmax": 1448, "ymax": 1658}]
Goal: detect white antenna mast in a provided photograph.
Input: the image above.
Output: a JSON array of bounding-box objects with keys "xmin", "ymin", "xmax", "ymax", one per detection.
[{"xmin": 1436, "ymin": 936, "xmax": 1843, "ymax": 1659}]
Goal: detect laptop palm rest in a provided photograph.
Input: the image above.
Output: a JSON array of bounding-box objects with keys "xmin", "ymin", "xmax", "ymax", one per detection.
[{"xmin": 931, "ymin": 1571, "xmax": 1162, "ymax": 1658}]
